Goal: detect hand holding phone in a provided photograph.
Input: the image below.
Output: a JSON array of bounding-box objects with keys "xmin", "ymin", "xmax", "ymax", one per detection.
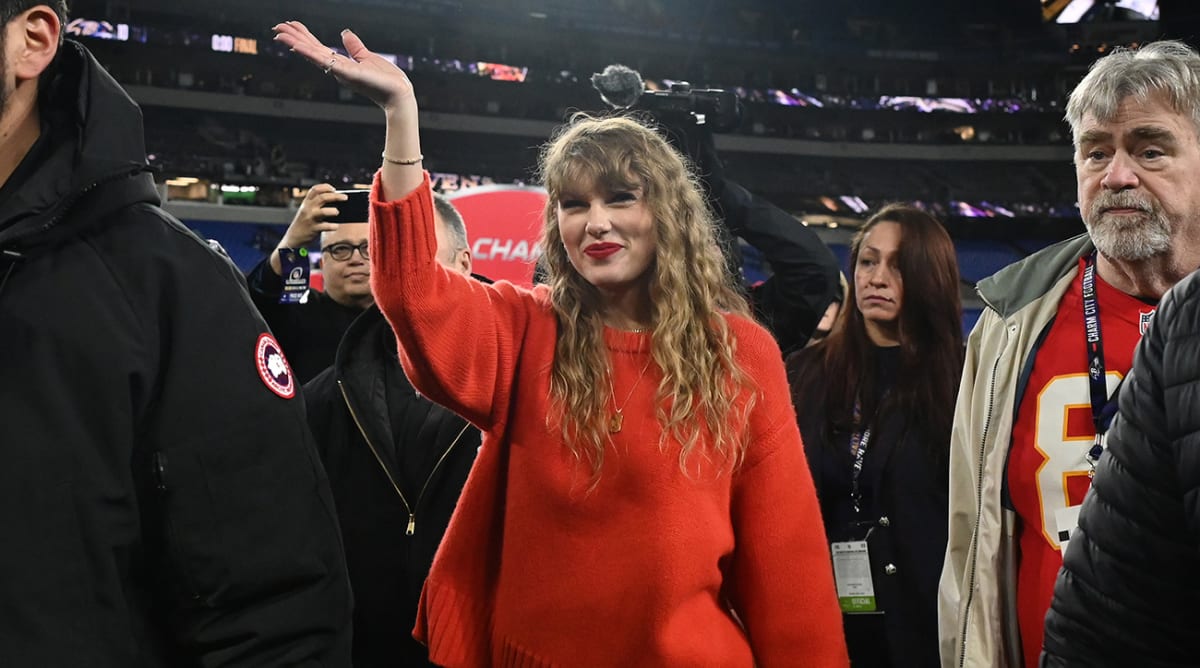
[
  {"xmin": 278, "ymin": 184, "xmax": 347, "ymax": 248},
  {"xmin": 272, "ymin": 185, "xmax": 371, "ymax": 277}
]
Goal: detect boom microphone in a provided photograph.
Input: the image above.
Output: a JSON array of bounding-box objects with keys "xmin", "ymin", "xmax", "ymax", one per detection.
[{"xmin": 590, "ymin": 64, "xmax": 644, "ymax": 110}]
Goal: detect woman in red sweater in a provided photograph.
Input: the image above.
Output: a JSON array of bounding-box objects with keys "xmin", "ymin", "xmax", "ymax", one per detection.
[{"xmin": 276, "ymin": 20, "xmax": 848, "ymax": 668}]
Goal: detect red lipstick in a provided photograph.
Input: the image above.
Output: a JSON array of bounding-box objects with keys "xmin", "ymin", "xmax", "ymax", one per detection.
[{"xmin": 584, "ymin": 243, "xmax": 622, "ymax": 259}]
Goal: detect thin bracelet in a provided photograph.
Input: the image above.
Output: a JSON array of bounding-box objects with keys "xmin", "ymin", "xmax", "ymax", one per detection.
[{"xmin": 381, "ymin": 151, "xmax": 423, "ymax": 165}]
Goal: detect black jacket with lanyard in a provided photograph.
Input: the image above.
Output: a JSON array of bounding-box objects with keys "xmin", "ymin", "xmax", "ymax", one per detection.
[
  {"xmin": 788, "ymin": 345, "xmax": 947, "ymax": 667},
  {"xmin": 304, "ymin": 304, "xmax": 482, "ymax": 668},
  {"xmin": 0, "ymin": 41, "xmax": 352, "ymax": 666}
]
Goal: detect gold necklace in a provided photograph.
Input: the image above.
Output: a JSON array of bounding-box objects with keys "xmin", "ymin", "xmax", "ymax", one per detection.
[{"xmin": 608, "ymin": 354, "xmax": 653, "ymax": 434}]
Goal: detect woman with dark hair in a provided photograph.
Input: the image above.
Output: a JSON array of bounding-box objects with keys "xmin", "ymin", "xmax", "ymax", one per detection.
[
  {"xmin": 786, "ymin": 204, "xmax": 963, "ymax": 667},
  {"xmin": 274, "ymin": 19, "xmax": 849, "ymax": 668}
]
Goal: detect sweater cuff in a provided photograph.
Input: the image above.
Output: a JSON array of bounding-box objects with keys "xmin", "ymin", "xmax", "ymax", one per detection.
[{"xmin": 368, "ymin": 170, "xmax": 438, "ymax": 308}]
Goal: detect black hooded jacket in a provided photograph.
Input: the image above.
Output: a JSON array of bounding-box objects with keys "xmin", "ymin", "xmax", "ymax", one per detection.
[
  {"xmin": 1042, "ymin": 269, "xmax": 1200, "ymax": 667},
  {"xmin": 0, "ymin": 41, "xmax": 352, "ymax": 666},
  {"xmin": 304, "ymin": 305, "xmax": 481, "ymax": 668}
]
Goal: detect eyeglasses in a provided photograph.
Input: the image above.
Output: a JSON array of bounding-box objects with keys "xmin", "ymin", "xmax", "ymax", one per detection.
[{"xmin": 321, "ymin": 241, "xmax": 369, "ymax": 261}]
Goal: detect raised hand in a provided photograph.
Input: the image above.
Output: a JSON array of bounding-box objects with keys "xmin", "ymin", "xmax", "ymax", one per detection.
[
  {"xmin": 273, "ymin": 19, "xmax": 424, "ymax": 201},
  {"xmin": 272, "ymin": 21, "xmax": 414, "ymax": 114}
]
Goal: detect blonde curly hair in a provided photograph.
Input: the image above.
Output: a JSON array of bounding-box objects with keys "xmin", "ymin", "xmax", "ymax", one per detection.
[{"xmin": 537, "ymin": 114, "xmax": 755, "ymax": 479}]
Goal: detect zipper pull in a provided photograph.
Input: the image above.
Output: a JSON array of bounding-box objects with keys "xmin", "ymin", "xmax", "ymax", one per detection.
[
  {"xmin": 406, "ymin": 514, "xmax": 416, "ymax": 536},
  {"xmin": 153, "ymin": 452, "xmax": 168, "ymax": 493}
]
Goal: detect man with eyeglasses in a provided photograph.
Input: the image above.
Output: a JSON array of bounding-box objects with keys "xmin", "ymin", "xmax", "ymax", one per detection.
[{"xmin": 247, "ymin": 183, "xmax": 374, "ymax": 382}]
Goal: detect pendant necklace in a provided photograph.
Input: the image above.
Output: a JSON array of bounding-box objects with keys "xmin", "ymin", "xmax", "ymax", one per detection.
[{"xmin": 608, "ymin": 353, "xmax": 654, "ymax": 434}]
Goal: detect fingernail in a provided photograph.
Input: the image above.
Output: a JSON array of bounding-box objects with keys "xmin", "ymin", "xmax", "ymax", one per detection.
[{"xmin": 341, "ymin": 28, "xmax": 350, "ymax": 34}]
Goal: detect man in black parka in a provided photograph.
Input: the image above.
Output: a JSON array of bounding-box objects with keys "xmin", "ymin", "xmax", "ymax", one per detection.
[
  {"xmin": 304, "ymin": 192, "xmax": 482, "ymax": 668},
  {"xmin": 0, "ymin": 3, "xmax": 352, "ymax": 666}
]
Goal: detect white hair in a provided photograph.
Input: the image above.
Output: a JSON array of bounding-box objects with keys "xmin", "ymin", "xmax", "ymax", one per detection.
[{"xmin": 1065, "ymin": 40, "xmax": 1200, "ymax": 146}]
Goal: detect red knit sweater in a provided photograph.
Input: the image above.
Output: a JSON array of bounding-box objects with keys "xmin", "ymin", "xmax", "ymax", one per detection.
[{"xmin": 369, "ymin": 173, "xmax": 848, "ymax": 668}]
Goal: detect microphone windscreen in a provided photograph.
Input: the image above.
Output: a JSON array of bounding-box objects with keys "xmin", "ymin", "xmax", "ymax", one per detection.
[{"xmin": 590, "ymin": 64, "xmax": 644, "ymax": 109}]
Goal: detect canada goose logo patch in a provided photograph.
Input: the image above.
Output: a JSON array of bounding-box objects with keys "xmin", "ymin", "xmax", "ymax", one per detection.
[{"xmin": 256, "ymin": 333, "xmax": 294, "ymax": 399}]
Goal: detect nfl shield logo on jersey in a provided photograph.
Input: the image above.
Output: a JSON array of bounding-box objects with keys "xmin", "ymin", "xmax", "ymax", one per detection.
[{"xmin": 1139, "ymin": 309, "xmax": 1156, "ymax": 336}]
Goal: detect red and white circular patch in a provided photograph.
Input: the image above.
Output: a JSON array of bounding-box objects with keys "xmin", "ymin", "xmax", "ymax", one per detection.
[{"xmin": 255, "ymin": 333, "xmax": 295, "ymax": 399}]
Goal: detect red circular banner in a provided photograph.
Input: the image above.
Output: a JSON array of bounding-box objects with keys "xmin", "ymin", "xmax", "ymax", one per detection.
[{"xmin": 447, "ymin": 185, "xmax": 548, "ymax": 286}]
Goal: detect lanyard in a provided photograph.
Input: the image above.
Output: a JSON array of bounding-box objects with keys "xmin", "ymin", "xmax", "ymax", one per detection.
[
  {"xmin": 849, "ymin": 423, "xmax": 872, "ymax": 514},
  {"xmin": 1081, "ymin": 254, "xmax": 1120, "ymax": 476}
]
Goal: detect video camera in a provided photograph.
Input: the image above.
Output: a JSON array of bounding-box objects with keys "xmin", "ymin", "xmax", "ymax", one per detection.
[
  {"xmin": 641, "ymin": 83, "xmax": 742, "ymax": 133},
  {"xmin": 590, "ymin": 64, "xmax": 742, "ymax": 133}
]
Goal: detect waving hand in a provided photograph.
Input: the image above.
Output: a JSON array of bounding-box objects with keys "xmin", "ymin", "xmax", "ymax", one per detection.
[
  {"xmin": 272, "ymin": 21, "xmax": 414, "ymax": 113},
  {"xmin": 272, "ymin": 20, "xmax": 424, "ymax": 200}
]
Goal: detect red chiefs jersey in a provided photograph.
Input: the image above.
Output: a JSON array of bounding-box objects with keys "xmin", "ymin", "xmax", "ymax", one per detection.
[{"xmin": 1007, "ymin": 256, "xmax": 1156, "ymax": 668}]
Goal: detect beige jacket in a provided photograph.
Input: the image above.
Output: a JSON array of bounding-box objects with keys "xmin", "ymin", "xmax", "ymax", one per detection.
[{"xmin": 938, "ymin": 234, "xmax": 1093, "ymax": 668}]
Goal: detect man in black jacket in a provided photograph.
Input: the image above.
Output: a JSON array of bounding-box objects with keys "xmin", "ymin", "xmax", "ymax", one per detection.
[
  {"xmin": 304, "ymin": 192, "xmax": 482, "ymax": 668},
  {"xmin": 246, "ymin": 183, "xmax": 371, "ymax": 382},
  {"xmin": 0, "ymin": 4, "xmax": 352, "ymax": 666}
]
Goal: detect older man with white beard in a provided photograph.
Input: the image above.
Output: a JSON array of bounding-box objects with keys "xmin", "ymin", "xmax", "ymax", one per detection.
[{"xmin": 936, "ymin": 40, "xmax": 1200, "ymax": 668}]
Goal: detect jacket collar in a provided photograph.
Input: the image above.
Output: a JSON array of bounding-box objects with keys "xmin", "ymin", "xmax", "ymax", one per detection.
[
  {"xmin": 0, "ymin": 39, "xmax": 155, "ymax": 250},
  {"xmin": 976, "ymin": 233, "xmax": 1094, "ymax": 319},
  {"xmin": 335, "ymin": 304, "xmax": 390, "ymax": 376},
  {"xmin": 334, "ymin": 305, "xmax": 398, "ymax": 457}
]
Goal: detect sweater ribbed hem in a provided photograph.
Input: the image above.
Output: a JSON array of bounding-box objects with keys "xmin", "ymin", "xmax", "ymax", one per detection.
[
  {"xmin": 498, "ymin": 637, "xmax": 560, "ymax": 668},
  {"xmin": 415, "ymin": 580, "xmax": 491, "ymax": 668}
]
